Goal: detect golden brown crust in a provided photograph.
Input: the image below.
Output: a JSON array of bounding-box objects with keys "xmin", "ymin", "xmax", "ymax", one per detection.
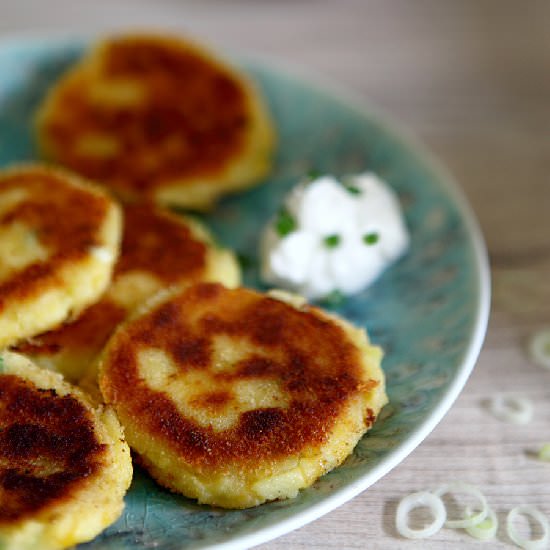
[
  {"xmin": 114, "ymin": 203, "xmax": 207, "ymax": 283},
  {"xmin": 0, "ymin": 166, "xmax": 111, "ymax": 314},
  {"xmin": 0, "ymin": 375, "xmax": 106, "ymax": 526},
  {"xmin": 12, "ymin": 203, "xmax": 209, "ymax": 359},
  {"xmin": 100, "ymin": 283, "xmax": 380, "ymax": 469},
  {"xmin": 38, "ymin": 34, "xmax": 262, "ymax": 201},
  {"xmin": 14, "ymin": 300, "xmax": 127, "ymax": 358}
]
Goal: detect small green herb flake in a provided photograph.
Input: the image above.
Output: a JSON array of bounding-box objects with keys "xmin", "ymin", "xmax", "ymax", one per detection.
[
  {"xmin": 307, "ymin": 169, "xmax": 321, "ymax": 180},
  {"xmin": 323, "ymin": 234, "xmax": 341, "ymax": 248},
  {"xmin": 275, "ymin": 208, "xmax": 297, "ymax": 237},
  {"xmin": 0, "ymin": 355, "xmax": 4, "ymax": 373},
  {"xmin": 341, "ymin": 176, "xmax": 362, "ymax": 195},
  {"xmin": 236, "ymin": 253, "xmax": 257, "ymax": 270},
  {"xmin": 363, "ymin": 232, "xmax": 379, "ymax": 245},
  {"xmin": 344, "ymin": 184, "xmax": 361, "ymax": 195},
  {"xmin": 321, "ymin": 289, "xmax": 345, "ymax": 307}
]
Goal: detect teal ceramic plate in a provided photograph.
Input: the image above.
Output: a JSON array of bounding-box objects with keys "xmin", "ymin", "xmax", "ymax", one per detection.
[{"xmin": 0, "ymin": 37, "xmax": 490, "ymax": 550}]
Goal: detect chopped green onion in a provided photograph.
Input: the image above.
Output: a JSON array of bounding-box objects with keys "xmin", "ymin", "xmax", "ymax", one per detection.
[
  {"xmin": 344, "ymin": 184, "xmax": 361, "ymax": 195},
  {"xmin": 465, "ymin": 506, "xmax": 498, "ymax": 540},
  {"xmin": 432, "ymin": 482, "xmax": 488, "ymax": 529},
  {"xmin": 507, "ymin": 505, "xmax": 549, "ymax": 550},
  {"xmin": 321, "ymin": 290, "xmax": 345, "ymax": 307},
  {"xmin": 307, "ymin": 169, "xmax": 321, "ymax": 180},
  {"xmin": 538, "ymin": 443, "xmax": 550, "ymax": 462},
  {"xmin": 528, "ymin": 328, "xmax": 550, "ymax": 369},
  {"xmin": 0, "ymin": 354, "xmax": 3, "ymax": 373},
  {"xmin": 236, "ymin": 253, "xmax": 256, "ymax": 270},
  {"xmin": 323, "ymin": 234, "xmax": 341, "ymax": 248},
  {"xmin": 340, "ymin": 176, "xmax": 362, "ymax": 195},
  {"xmin": 275, "ymin": 208, "xmax": 297, "ymax": 237},
  {"xmin": 363, "ymin": 232, "xmax": 379, "ymax": 245},
  {"xmin": 488, "ymin": 394, "xmax": 533, "ymax": 425},
  {"xmin": 395, "ymin": 491, "xmax": 446, "ymax": 539}
]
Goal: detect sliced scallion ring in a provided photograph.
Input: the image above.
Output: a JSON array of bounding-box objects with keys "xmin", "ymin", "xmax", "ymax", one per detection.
[
  {"xmin": 506, "ymin": 505, "xmax": 549, "ymax": 550},
  {"xmin": 538, "ymin": 443, "xmax": 550, "ymax": 462},
  {"xmin": 528, "ymin": 329, "xmax": 550, "ymax": 370},
  {"xmin": 488, "ymin": 394, "xmax": 534, "ymax": 425},
  {"xmin": 432, "ymin": 482, "xmax": 488, "ymax": 529},
  {"xmin": 395, "ymin": 491, "xmax": 446, "ymax": 539},
  {"xmin": 465, "ymin": 505, "xmax": 498, "ymax": 540}
]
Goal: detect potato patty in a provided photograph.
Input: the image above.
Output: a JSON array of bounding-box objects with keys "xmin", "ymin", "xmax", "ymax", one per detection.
[
  {"xmin": 36, "ymin": 33, "xmax": 275, "ymax": 210},
  {"xmin": 0, "ymin": 351, "xmax": 132, "ymax": 550},
  {"xmin": 98, "ymin": 283, "xmax": 387, "ymax": 508},
  {"xmin": 15, "ymin": 202, "xmax": 240, "ymax": 383},
  {"xmin": 0, "ymin": 164, "xmax": 121, "ymax": 348}
]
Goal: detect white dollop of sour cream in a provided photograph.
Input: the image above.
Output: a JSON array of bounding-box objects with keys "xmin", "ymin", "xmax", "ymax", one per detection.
[{"xmin": 260, "ymin": 172, "xmax": 409, "ymax": 300}]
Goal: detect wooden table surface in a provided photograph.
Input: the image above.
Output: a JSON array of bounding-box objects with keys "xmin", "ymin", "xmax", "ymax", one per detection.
[{"xmin": 2, "ymin": 1, "xmax": 549, "ymax": 548}]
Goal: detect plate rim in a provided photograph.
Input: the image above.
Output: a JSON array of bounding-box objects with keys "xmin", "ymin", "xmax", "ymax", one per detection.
[
  {"xmin": 0, "ymin": 33, "xmax": 491, "ymax": 550},
  {"xmin": 203, "ymin": 58, "xmax": 492, "ymax": 550}
]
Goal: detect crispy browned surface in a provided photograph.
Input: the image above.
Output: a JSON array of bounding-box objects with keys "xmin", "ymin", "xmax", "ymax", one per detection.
[
  {"xmin": 0, "ymin": 167, "xmax": 110, "ymax": 314},
  {"xmin": 100, "ymin": 283, "xmax": 379, "ymax": 468},
  {"xmin": 40, "ymin": 35, "xmax": 250, "ymax": 197},
  {"xmin": 0, "ymin": 374, "xmax": 106, "ymax": 525},
  {"xmin": 13, "ymin": 203, "xmax": 208, "ymax": 357},
  {"xmin": 14, "ymin": 300, "xmax": 126, "ymax": 357},
  {"xmin": 114, "ymin": 203, "xmax": 207, "ymax": 282}
]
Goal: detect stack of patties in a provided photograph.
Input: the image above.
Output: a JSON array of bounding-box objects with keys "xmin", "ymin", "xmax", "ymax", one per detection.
[
  {"xmin": 0, "ymin": 163, "xmax": 242, "ymax": 547},
  {"xmin": 15, "ymin": 201, "xmax": 240, "ymax": 385},
  {"xmin": 0, "ymin": 165, "xmax": 132, "ymax": 549},
  {"xmin": 0, "ymin": 165, "xmax": 121, "ymax": 349},
  {"xmin": 1, "ymin": 30, "xmax": 387, "ymax": 535}
]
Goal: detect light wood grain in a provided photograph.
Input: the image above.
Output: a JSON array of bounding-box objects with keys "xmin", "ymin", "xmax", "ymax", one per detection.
[{"xmin": 1, "ymin": 1, "xmax": 549, "ymax": 548}]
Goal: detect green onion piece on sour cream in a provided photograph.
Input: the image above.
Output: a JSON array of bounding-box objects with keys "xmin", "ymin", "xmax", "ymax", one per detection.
[{"xmin": 260, "ymin": 172, "xmax": 409, "ymax": 300}]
